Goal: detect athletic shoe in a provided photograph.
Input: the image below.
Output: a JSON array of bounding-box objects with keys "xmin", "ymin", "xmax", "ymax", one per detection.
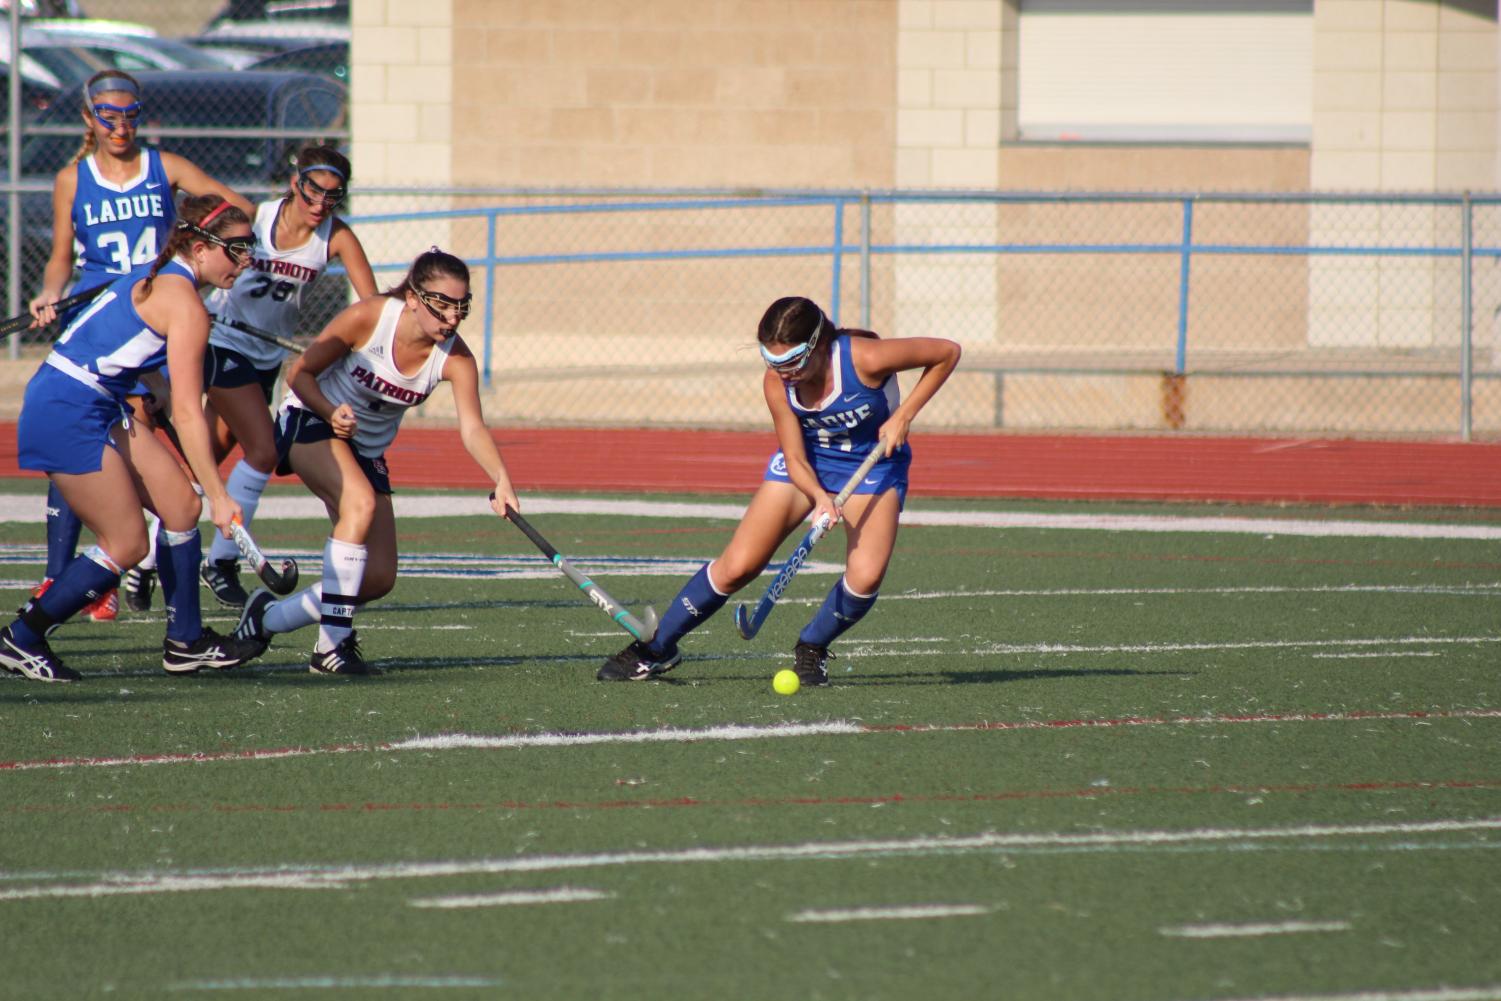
[
  {"xmin": 792, "ymin": 641, "xmax": 832, "ymax": 687},
  {"xmin": 85, "ymin": 588, "xmax": 118, "ymax": 622},
  {"xmin": 0, "ymin": 625, "xmax": 80, "ymax": 683},
  {"xmin": 233, "ymin": 588, "xmax": 275, "ymax": 656},
  {"xmin": 122, "ymin": 567, "xmax": 155, "ymax": 612},
  {"xmin": 30, "ymin": 577, "xmax": 53, "ymax": 600},
  {"xmin": 309, "ymin": 632, "xmax": 372, "ymax": 676},
  {"xmin": 162, "ymin": 626, "xmax": 263, "ymax": 675},
  {"xmin": 596, "ymin": 640, "xmax": 681, "ymax": 682},
  {"xmin": 200, "ymin": 558, "xmax": 249, "ymax": 608}
]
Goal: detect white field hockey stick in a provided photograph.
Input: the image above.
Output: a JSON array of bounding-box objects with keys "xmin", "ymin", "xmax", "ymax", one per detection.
[
  {"xmin": 501, "ymin": 501, "xmax": 660, "ymax": 643},
  {"xmin": 734, "ymin": 445, "xmax": 886, "ymax": 641},
  {"xmin": 209, "ymin": 315, "xmax": 305, "ymax": 354},
  {"xmin": 229, "ymin": 516, "xmax": 300, "ymax": 595}
]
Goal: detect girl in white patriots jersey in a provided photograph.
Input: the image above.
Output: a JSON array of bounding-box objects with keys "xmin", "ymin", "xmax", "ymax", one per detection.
[
  {"xmin": 597, "ymin": 295, "xmax": 960, "ymax": 687},
  {"xmin": 234, "ymin": 249, "xmax": 520, "ymax": 676},
  {"xmin": 173, "ymin": 145, "xmax": 378, "ymax": 614}
]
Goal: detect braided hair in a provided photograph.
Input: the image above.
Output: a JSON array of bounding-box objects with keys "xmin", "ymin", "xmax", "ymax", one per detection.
[{"xmin": 140, "ymin": 195, "xmax": 249, "ymax": 295}]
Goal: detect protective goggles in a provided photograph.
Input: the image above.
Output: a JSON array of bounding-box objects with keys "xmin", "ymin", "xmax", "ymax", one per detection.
[
  {"xmin": 92, "ymin": 101, "xmax": 142, "ymax": 132},
  {"xmin": 295, "ymin": 167, "xmax": 346, "ymax": 210},
  {"xmin": 758, "ymin": 316, "xmax": 823, "ymax": 374},
  {"xmin": 415, "ymin": 287, "xmax": 471, "ymax": 324},
  {"xmin": 181, "ymin": 222, "xmax": 255, "ymax": 266}
]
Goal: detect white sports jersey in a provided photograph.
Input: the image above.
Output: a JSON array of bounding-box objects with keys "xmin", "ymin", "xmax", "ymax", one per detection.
[
  {"xmin": 281, "ymin": 296, "xmax": 453, "ymax": 457},
  {"xmin": 206, "ymin": 199, "xmax": 332, "ymax": 368}
]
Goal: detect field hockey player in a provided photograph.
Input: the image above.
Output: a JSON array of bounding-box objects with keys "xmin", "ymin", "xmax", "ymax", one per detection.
[
  {"xmin": 28, "ymin": 70, "xmax": 254, "ymax": 624},
  {"xmin": 164, "ymin": 144, "xmax": 378, "ymax": 613},
  {"xmin": 598, "ymin": 295, "xmax": 960, "ymax": 686},
  {"xmin": 233, "ymin": 248, "xmax": 520, "ymax": 676},
  {"xmin": 0, "ymin": 197, "xmax": 268, "ymax": 682}
]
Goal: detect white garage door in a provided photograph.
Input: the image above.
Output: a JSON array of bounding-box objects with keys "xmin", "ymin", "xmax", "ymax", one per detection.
[{"xmin": 1017, "ymin": 0, "xmax": 1313, "ymax": 143}]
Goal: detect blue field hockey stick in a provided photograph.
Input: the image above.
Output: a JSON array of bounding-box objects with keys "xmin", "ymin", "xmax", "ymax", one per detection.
[
  {"xmin": 502, "ymin": 502, "xmax": 659, "ymax": 643},
  {"xmin": 734, "ymin": 445, "xmax": 885, "ymax": 641}
]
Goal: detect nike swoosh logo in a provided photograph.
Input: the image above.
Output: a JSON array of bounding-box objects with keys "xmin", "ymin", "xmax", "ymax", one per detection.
[
  {"xmin": 842, "ymin": 394, "xmax": 860, "ymax": 403},
  {"xmin": 863, "ymin": 477, "xmax": 880, "ymax": 485},
  {"xmin": 145, "ymin": 182, "xmax": 161, "ymax": 189}
]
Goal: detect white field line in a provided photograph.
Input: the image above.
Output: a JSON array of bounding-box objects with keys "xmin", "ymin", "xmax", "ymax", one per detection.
[
  {"xmin": 1, "ymin": 817, "xmax": 1498, "ymax": 902},
  {"xmin": 1182, "ymin": 988, "xmax": 1501, "ymax": 1001},
  {"xmin": 390, "ymin": 721, "xmax": 861, "ymax": 752},
  {"xmin": 788, "ymin": 904, "xmax": 988, "ymax": 923},
  {"xmin": 1159, "ymin": 919, "xmax": 1352, "ymax": 938},
  {"xmin": 4, "ymin": 708, "xmax": 1499, "ymax": 772},
  {"xmin": 1310, "ymin": 651, "xmax": 1441, "ymax": 660},
  {"xmin": 2, "ymin": 631, "xmax": 1496, "ymax": 685},
  {"xmin": 167, "ymin": 975, "xmax": 502, "ymax": 992},
  {"xmin": 408, "ymin": 887, "xmax": 611, "ymax": 909},
  {"xmin": 2, "ymin": 493, "xmax": 1500, "ymax": 540}
]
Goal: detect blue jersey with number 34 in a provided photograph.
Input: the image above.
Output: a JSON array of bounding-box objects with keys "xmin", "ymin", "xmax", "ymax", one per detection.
[{"xmin": 71, "ymin": 148, "xmax": 174, "ymax": 295}]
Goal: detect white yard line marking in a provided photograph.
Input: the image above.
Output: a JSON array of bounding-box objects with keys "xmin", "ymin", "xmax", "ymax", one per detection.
[
  {"xmin": 4, "ymin": 708, "xmax": 1498, "ymax": 772},
  {"xmin": 3, "ymin": 493, "xmax": 1500, "ymax": 539},
  {"xmin": 1311, "ymin": 651, "xmax": 1441, "ymax": 660},
  {"xmin": 788, "ymin": 904, "xmax": 988, "ymax": 923},
  {"xmin": 2, "ymin": 817, "xmax": 1497, "ymax": 902},
  {"xmin": 167, "ymin": 975, "xmax": 502, "ymax": 992},
  {"xmin": 409, "ymin": 887, "xmax": 611, "ymax": 909},
  {"xmin": 1159, "ymin": 919, "xmax": 1351, "ymax": 938},
  {"xmin": 1181, "ymin": 987, "xmax": 1501, "ymax": 1001},
  {"xmin": 390, "ymin": 722, "xmax": 862, "ymax": 751}
]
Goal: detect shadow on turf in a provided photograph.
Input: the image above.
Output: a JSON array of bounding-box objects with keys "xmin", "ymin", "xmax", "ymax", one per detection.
[{"xmin": 697, "ymin": 665, "xmax": 1191, "ymax": 686}]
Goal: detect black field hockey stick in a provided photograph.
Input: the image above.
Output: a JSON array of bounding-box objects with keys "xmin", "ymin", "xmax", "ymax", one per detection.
[
  {"xmin": 229, "ymin": 516, "xmax": 300, "ymax": 595},
  {"xmin": 734, "ymin": 445, "xmax": 886, "ymax": 641},
  {"xmin": 209, "ymin": 315, "xmax": 306, "ymax": 354},
  {"xmin": 500, "ymin": 501, "xmax": 659, "ymax": 643},
  {"xmin": 0, "ymin": 284, "xmax": 110, "ymax": 337}
]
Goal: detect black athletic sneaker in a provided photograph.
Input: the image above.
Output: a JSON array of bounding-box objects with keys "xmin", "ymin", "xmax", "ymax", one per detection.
[
  {"xmin": 121, "ymin": 566, "xmax": 155, "ymax": 612},
  {"xmin": 792, "ymin": 641, "xmax": 832, "ymax": 687},
  {"xmin": 233, "ymin": 587, "xmax": 275, "ymax": 656},
  {"xmin": 596, "ymin": 640, "xmax": 681, "ymax": 682},
  {"xmin": 200, "ymin": 558, "xmax": 249, "ymax": 608},
  {"xmin": 0, "ymin": 625, "xmax": 81, "ymax": 682},
  {"xmin": 309, "ymin": 632, "xmax": 372, "ymax": 676},
  {"xmin": 162, "ymin": 626, "xmax": 262, "ymax": 674}
]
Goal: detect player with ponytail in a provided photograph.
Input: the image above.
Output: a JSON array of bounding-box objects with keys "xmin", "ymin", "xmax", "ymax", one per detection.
[
  {"xmin": 25, "ymin": 70, "xmax": 253, "ymax": 623},
  {"xmin": 0, "ymin": 197, "xmax": 266, "ymax": 682},
  {"xmin": 232, "ymin": 249, "xmax": 519, "ymax": 676}
]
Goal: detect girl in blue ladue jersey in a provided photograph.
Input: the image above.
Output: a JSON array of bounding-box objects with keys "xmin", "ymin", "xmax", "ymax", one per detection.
[
  {"xmin": 0, "ymin": 197, "xmax": 265, "ymax": 683},
  {"xmin": 598, "ymin": 295, "xmax": 961, "ymax": 687},
  {"xmin": 25, "ymin": 70, "xmax": 253, "ymax": 623}
]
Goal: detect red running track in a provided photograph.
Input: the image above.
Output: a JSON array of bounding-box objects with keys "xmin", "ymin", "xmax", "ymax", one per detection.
[{"xmin": 3, "ymin": 423, "xmax": 1499, "ymax": 507}]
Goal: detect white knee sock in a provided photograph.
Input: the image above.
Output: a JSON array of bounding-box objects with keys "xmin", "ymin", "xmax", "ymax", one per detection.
[
  {"xmin": 263, "ymin": 584, "xmax": 322, "ymax": 635},
  {"xmin": 317, "ymin": 537, "xmax": 367, "ymax": 653},
  {"xmin": 139, "ymin": 512, "xmax": 160, "ymax": 571}
]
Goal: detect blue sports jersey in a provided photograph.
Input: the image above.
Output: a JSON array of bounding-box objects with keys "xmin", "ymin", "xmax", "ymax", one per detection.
[
  {"xmin": 44, "ymin": 259, "xmax": 193, "ymax": 401},
  {"xmin": 71, "ymin": 148, "xmax": 174, "ymax": 294},
  {"xmin": 762, "ymin": 333, "xmax": 913, "ymax": 505},
  {"xmin": 787, "ymin": 333, "xmax": 912, "ymax": 465}
]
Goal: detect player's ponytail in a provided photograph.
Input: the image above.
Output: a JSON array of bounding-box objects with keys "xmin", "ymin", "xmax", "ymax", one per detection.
[
  {"xmin": 72, "ymin": 70, "xmax": 142, "ymax": 165},
  {"xmin": 140, "ymin": 195, "xmax": 249, "ymax": 296},
  {"xmin": 384, "ymin": 247, "xmax": 469, "ymax": 299}
]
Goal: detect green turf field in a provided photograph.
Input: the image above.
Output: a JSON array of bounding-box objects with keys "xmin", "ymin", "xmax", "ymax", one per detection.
[{"xmin": 0, "ymin": 492, "xmax": 1497, "ymax": 1000}]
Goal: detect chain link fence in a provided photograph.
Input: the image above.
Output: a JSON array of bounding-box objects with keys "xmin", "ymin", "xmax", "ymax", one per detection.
[{"xmin": 5, "ymin": 184, "xmax": 1500, "ymax": 438}]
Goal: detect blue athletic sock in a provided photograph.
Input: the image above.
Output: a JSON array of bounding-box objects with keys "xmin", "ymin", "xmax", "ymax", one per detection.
[
  {"xmin": 156, "ymin": 527, "xmax": 203, "ymax": 645},
  {"xmin": 11, "ymin": 548, "xmax": 121, "ymax": 646},
  {"xmin": 798, "ymin": 576, "xmax": 879, "ymax": 648},
  {"xmin": 44, "ymin": 481, "xmax": 83, "ymax": 579},
  {"xmin": 650, "ymin": 563, "xmax": 729, "ymax": 656}
]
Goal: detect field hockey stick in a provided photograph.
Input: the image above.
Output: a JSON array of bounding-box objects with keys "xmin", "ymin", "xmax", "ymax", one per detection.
[
  {"xmin": 500, "ymin": 501, "xmax": 660, "ymax": 643},
  {"xmin": 0, "ymin": 284, "xmax": 110, "ymax": 337},
  {"xmin": 210, "ymin": 315, "xmax": 305, "ymax": 354},
  {"xmin": 734, "ymin": 445, "xmax": 886, "ymax": 641},
  {"xmin": 228, "ymin": 515, "xmax": 300, "ymax": 595}
]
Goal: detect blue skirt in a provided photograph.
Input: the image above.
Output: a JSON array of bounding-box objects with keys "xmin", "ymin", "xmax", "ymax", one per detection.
[{"xmin": 17, "ymin": 365, "xmax": 126, "ymax": 475}]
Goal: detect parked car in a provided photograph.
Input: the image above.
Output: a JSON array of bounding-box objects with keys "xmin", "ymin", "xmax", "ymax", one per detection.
[
  {"xmin": 186, "ymin": 21, "xmax": 348, "ymax": 70},
  {"xmin": 21, "ymin": 68, "xmax": 346, "ymax": 185},
  {"xmin": 205, "ymin": 0, "xmax": 348, "ymax": 28},
  {"xmin": 23, "ymin": 24, "xmax": 234, "ymax": 77},
  {"xmin": 246, "ymin": 40, "xmax": 346, "ymax": 82}
]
